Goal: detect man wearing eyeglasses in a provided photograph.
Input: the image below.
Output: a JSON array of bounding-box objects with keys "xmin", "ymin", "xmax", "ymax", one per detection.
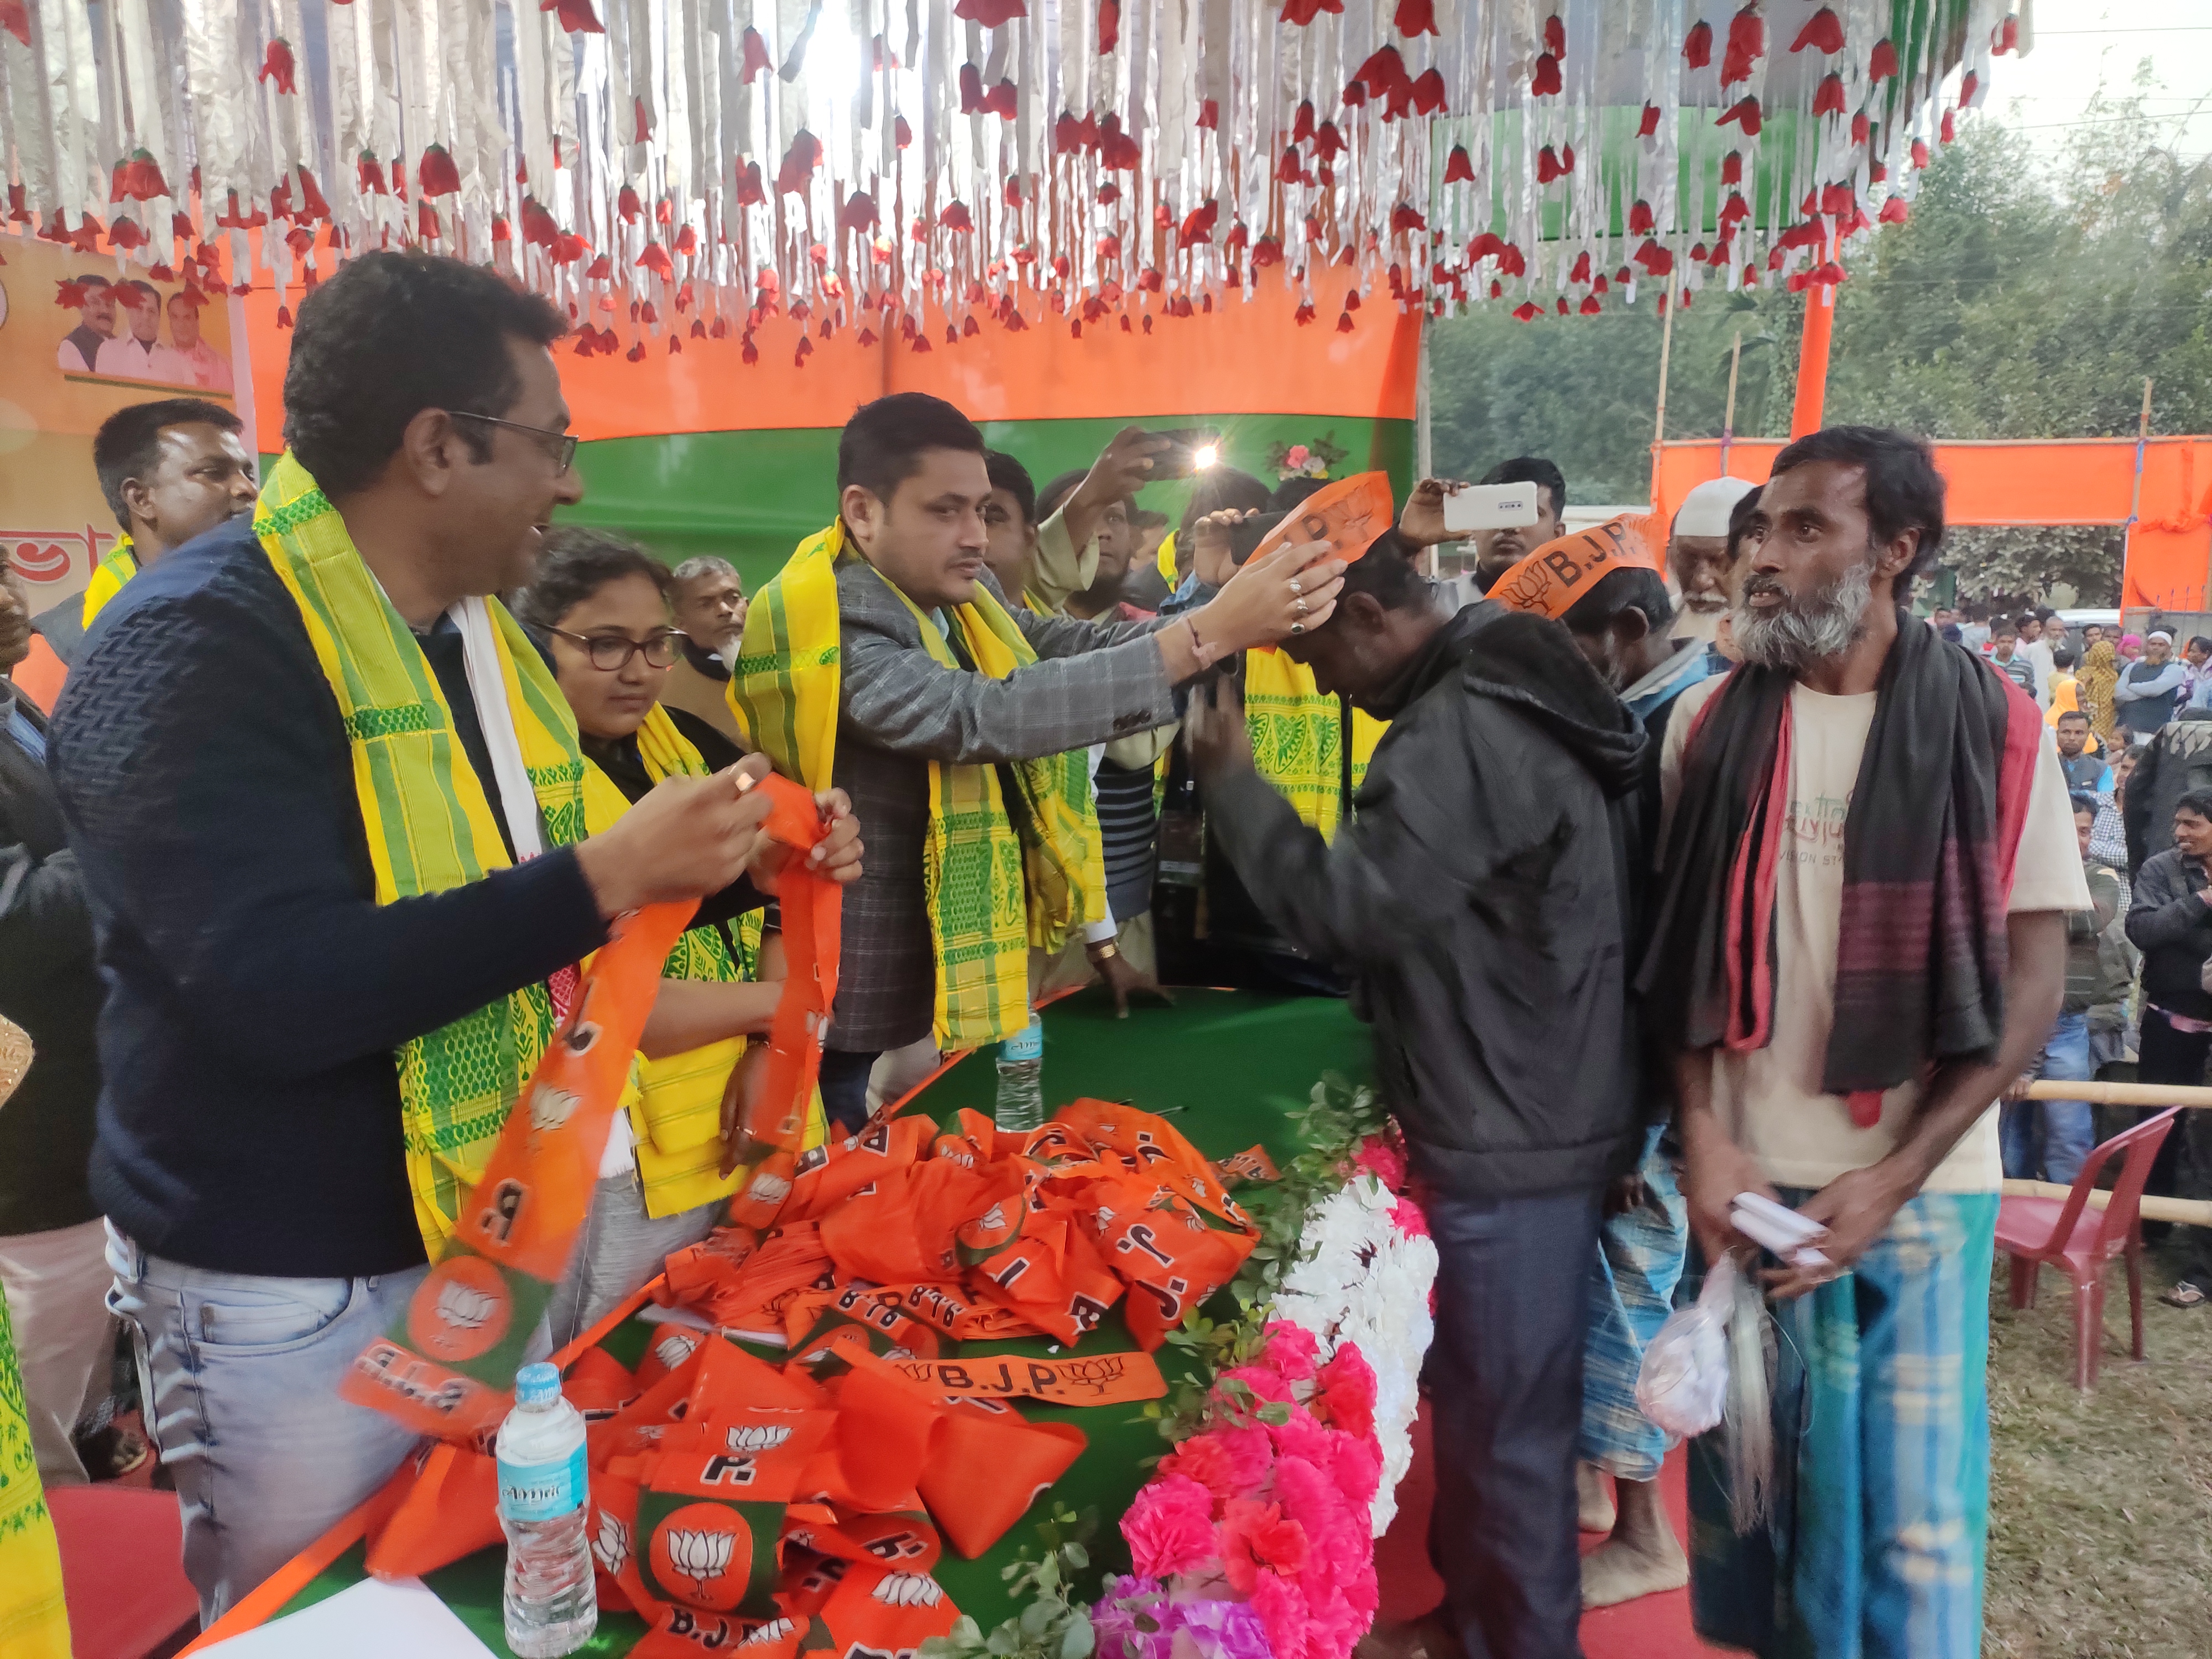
[{"xmin": 45, "ymin": 252, "xmax": 865, "ymax": 1624}]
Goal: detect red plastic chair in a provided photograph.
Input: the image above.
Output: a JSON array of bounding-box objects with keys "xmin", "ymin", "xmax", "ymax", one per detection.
[
  {"xmin": 49, "ymin": 1484, "xmax": 199, "ymax": 1658},
  {"xmin": 1996, "ymin": 1105, "xmax": 2182, "ymax": 1390}
]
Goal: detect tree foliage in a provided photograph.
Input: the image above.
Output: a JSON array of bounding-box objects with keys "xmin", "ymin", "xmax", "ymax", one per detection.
[{"xmin": 1426, "ymin": 95, "xmax": 2212, "ymax": 603}]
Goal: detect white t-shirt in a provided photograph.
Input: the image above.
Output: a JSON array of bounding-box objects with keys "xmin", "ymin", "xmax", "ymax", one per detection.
[{"xmin": 1662, "ymin": 676, "xmax": 2092, "ymax": 1193}]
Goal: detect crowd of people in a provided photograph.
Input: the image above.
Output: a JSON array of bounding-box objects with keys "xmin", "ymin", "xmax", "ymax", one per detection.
[{"xmin": 0, "ymin": 247, "xmax": 2185, "ymax": 1659}]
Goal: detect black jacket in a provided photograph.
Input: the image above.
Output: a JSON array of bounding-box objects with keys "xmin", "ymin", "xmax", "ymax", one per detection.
[
  {"xmin": 0, "ymin": 685, "xmax": 102, "ymax": 1234},
  {"xmin": 1206, "ymin": 604, "xmax": 1648, "ymax": 1197},
  {"xmin": 2125, "ymin": 847, "xmax": 2212, "ymax": 1021}
]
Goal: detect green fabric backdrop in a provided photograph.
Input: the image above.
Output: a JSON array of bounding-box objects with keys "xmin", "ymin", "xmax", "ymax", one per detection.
[{"xmin": 560, "ymin": 416, "xmax": 1417, "ymax": 586}]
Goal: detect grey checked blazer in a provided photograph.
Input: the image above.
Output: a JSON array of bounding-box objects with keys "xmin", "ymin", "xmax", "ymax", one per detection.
[{"xmin": 827, "ymin": 554, "xmax": 1177, "ymax": 1052}]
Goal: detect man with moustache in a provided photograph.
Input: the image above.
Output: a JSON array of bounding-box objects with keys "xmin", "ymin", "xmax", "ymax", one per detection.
[
  {"xmin": 33, "ymin": 398, "xmax": 258, "ymax": 671},
  {"xmin": 56, "ymin": 275, "xmax": 117, "ymax": 373},
  {"xmin": 49, "ymin": 253, "xmax": 863, "ymax": 1620},
  {"xmin": 165, "ymin": 289, "xmax": 234, "ymax": 392},
  {"xmin": 95, "ymin": 280, "xmax": 188, "ymax": 384},
  {"xmin": 656, "ymin": 556, "xmax": 753, "ymax": 745},
  {"xmin": 1395, "ymin": 455, "xmax": 1567, "ymax": 609},
  {"xmin": 1641, "ymin": 427, "xmax": 2084, "ymax": 1659},
  {"xmin": 1187, "ymin": 523, "xmax": 1647, "ymax": 1659},
  {"xmin": 731, "ymin": 393, "xmax": 1337, "ymax": 1131},
  {"xmin": 1665, "ymin": 476, "xmax": 1759, "ymax": 651}
]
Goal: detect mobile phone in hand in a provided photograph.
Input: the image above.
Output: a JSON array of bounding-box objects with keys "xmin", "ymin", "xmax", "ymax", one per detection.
[
  {"xmin": 1149, "ymin": 427, "xmax": 1222, "ymax": 480},
  {"xmin": 1440, "ymin": 481, "xmax": 1544, "ymax": 535}
]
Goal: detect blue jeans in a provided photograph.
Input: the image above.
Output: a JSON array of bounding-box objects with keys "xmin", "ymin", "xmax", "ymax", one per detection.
[
  {"xmin": 2000, "ymin": 1010, "xmax": 2096, "ymax": 1185},
  {"xmin": 105, "ymin": 1225, "xmax": 429, "ymax": 1625}
]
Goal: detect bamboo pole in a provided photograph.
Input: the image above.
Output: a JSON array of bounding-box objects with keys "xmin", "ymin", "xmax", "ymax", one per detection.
[
  {"xmin": 2000, "ymin": 1180, "xmax": 2212, "ymax": 1229},
  {"xmin": 1653, "ymin": 280, "xmax": 1677, "ymax": 446},
  {"xmin": 1719, "ymin": 330, "xmax": 1743, "ymax": 477},
  {"xmin": 1648, "ymin": 280, "xmax": 1678, "ymax": 510},
  {"xmin": 2017, "ymin": 1079, "xmax": 2212, "ymax": 1108}
]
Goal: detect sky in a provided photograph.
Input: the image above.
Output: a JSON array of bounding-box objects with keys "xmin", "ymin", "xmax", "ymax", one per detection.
[{"xmin": 1988, "ymin": 0, "xmax": 2212, "ymax": 167}]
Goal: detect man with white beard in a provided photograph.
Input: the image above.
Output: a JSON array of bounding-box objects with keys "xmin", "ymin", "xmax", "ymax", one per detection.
[
  {"xmin": 1638, "ymin": 427, "xmax": 2086, "ymax": 1659},
  {"xmin": 1664, "ymin": 476, "xmax": 1759, "ymax": 651}
]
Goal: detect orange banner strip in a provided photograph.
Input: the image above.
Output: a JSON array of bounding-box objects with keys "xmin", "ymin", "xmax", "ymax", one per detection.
[
  {"xmin": 875, "ymin": 1350, "xmax": 1167, "ymax": 1406},
  {"xmin": 343, "ymin": 899, "xmax": 695, "ymax": 1442}
]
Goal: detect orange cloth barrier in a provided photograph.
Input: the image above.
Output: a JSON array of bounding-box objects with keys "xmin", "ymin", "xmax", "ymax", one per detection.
[{"xmin": 1653, "ymin": 437, "xmax": 2212, "ymax": 612}]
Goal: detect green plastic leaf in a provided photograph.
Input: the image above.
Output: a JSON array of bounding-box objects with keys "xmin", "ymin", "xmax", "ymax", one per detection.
[{"xmin": 1061, "ymin": 1619, "xmax": 1097, "ymax": 1659}]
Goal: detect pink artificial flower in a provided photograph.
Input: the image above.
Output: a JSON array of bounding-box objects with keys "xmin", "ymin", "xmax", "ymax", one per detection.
[
  {"xmin": 1123, "ymin": 1474, "xmax": 1221, "ymax": 1579},
  {"xmin": 1328, "ymin": 1429, "xmax": 1382, "ymax": 1508},
  {"xmin": 1256, "ymin": 1321, "xmax": 1321, "ymax": 1383},
  {"xmin": 1315, "ymin": 1345, "xmax": 1379, "ymax": 1444},
  {"xmin": 1271, "ymin": 1455, "xmax": 1379, "ymax": 1657},
  {"xmin": 1158, "ymin": 1425, "xmax": 1275, "ymax": 1500},
  {"xmin": 1219, "ymin": 1363, "xmax": 1296, "ymax": 1406},
  {"xmin": 1352, "ymin": 1135, "xmax": 1406, "ymax": 1191},
  {"xmin": 1247, "ymin": 1566, "xmax": 1311, "ymax": 1659},
  {"xmin": 1266, "ymin": 1402, "xmax": 1337, "ymax": 1469},
  {"xmin": 1390, "ymin": 1196, "xmax": 1431, "ymax": 1239},
  {"xmin": 1219, "ymin": 1498, "xmax": 1311, "ymax": 1593}
]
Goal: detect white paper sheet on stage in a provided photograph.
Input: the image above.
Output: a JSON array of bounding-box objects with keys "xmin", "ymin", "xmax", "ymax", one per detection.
[{"xmin": 195, "ymin": 1574, "xmax": 498, "ymax": 1657}]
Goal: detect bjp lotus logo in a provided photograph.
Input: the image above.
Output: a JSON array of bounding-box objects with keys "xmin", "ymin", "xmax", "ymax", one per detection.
[
  {"xmin": 653, "ymin": 1332, "xmax": 700, "ymax": 1373},
  {"xmin": 665, "ymin": 1528, "xmax": 734, "ymax": 1597},
  {"xmin": 650, "ymin": 1504, "xmax": 753, "ymax": 1611},
  {"xmin": 406, "ymin": 1255, "xmax": 510, "ymax": 1361},
  {"xmin": 592, "ymin": 1510, "xmax": 630, "ymax": 1575},
  {"xmin": 745, "ymin": 1170, "xmax": 792, "ymax": 1207},
  {"xmin": 871, "ymin": 1573, "xmax": 944, "ymax": 1608},
  {"xmin": 439, "ymin": 1282, "xmax": 495, "ymax": 1329},
  {"xmin": 740, "ymin": 1618, "xmax": 796, "ymax": 1648},
  {"xmin": 725, "ymin": 1423, "xmax": 792, "ymax": 1454},
  {"xmin": 529, "ymin": 1084, "xmax": 581, "ymax": 1135}
]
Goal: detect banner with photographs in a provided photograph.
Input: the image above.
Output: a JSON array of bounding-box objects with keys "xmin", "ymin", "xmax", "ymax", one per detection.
[{"xmin": 2, "ymin": 233, "xmax": 245, "ymax": 620}]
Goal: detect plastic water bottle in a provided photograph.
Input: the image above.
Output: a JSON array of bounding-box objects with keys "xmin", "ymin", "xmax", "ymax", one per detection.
[
  {"xmin": 994, "ymin": 1016, "xmax": 1045, "ymax": 1133},
  {"xmin": 497, "ymin": 1361, "xmax": 597, "ymax": 1657}
]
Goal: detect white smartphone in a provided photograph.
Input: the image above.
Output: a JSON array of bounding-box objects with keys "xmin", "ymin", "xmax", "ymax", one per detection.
[{"xmin": 1440, "ymin": 481, "xmax": 1545, "ymax": 534}]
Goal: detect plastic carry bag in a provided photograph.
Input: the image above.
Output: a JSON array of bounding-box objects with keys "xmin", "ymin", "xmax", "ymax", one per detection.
[{"xmin": 1634, "ymin": 1252, "xmax": 1773, "ymax": 1532}]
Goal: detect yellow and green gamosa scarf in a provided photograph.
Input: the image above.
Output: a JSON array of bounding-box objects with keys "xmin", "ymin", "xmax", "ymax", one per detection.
[
  {"xmin": 731, "ymin": 521, "xmax": 1105, "ymax": 1050},
  {"xmin": 79, "ymin": 538, "xmax": 138, "ymax": 627},
  {"xmin": 257, "ymin": 454, "xmax": 814, "ymax": 1251},
  {"xmin": 1242, "ymin": 646, "xmax": 1386, "ymax": 843}
]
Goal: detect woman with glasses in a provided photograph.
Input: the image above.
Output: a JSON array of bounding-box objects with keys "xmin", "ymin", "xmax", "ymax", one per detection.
[{"xmin": 512, "ymin": 528, "xmax": 828, "ymax": 1344}]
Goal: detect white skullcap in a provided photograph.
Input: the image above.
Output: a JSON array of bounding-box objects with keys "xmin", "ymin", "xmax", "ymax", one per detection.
[
  {"xmin": 2148, "ymin": 630, "xmax": 2175, "ymax": 644},
  {"xmin": 1673, "ymin": 476, "xmax": 1760, "ymax": 539}
]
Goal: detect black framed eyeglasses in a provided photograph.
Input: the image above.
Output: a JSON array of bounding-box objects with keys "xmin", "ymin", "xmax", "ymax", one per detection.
[
  {"xmin": 545, "ymin": 627, "xmax": 686, "ymax": 671},
  {"xmin": 450, "ymin": 411, "xmax": 578, "ymax": 474}
]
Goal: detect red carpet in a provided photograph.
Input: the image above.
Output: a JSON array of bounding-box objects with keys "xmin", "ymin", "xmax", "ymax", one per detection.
[{"xmin": 1375, "ymin": 1405, "xmax": 1738, "ymax": 1658}]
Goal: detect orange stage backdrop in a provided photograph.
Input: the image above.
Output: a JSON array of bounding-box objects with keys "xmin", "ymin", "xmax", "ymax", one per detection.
[
  {"xmin": 237, "ymin": 278, "xmax": 1422, "ymax": 451},
  {"xmin": 1654, "ymin": 437, "xmax": 2212, "ymax": 610}
]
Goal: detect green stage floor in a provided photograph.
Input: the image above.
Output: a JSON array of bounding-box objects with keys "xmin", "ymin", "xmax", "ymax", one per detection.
[{"xmin": 269, "ymin": 988, "xmax": 1371, "ymax": 1656}]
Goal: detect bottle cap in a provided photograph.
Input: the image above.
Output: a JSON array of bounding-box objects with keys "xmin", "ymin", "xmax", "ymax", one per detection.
[{"xmin": 515, "ymin": 1361, "xmax": 561, "ymax": 1407}]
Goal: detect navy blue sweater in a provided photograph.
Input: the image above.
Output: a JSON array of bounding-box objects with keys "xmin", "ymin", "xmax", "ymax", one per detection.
[{"xmin": 49, "ymin": 517, "xmax": 612, "ymax": 1277}]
